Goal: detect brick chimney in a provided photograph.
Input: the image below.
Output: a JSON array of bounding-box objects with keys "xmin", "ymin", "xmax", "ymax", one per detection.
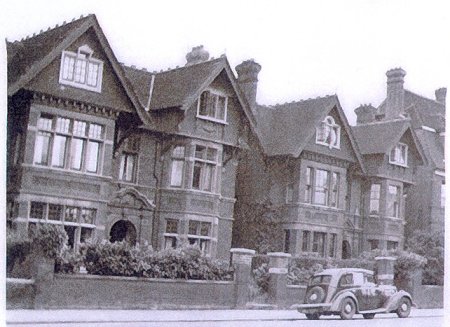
[
  {"xmin": 235, "ymin": 59, "xmax": 261, "ymax": 111},
  {"xmin": 354, "ymin": 104, "xmax": 376, "ymax": 124},
  {"xmin": 385, "ymin": 68, "xmax": 406, "ymax": 120},
  {"xmin": 185, "ymin": 45, "xmax": 209, "ymax": 66},
  {"xmin": 435, "ymin": 87, "xmax": 447, "ymax": 108}
]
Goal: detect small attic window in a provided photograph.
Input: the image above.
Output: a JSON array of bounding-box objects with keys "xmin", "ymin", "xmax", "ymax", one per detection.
[
  {"xmin": 197, "ymin": 90, "xmax": 228, "ymax": 124},
  {"xmin": 389, "ymin": 143, "xmax": 408, "ymax": 167},
  {"xmin": 316, "ymin": 116, "xmax": 340, "ymax": 149},
  {"xmin": 59, "ymin": 45, "xmax": 103, "ymax": 93}
]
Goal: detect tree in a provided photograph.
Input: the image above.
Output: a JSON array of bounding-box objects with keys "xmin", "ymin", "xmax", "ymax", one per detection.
[{"xmin": 405, "ymin": 230, "xmax": 444, "ymax": 285}]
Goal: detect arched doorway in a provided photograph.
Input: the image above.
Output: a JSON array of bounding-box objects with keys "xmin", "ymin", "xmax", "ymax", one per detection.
[
  {"xmin": 342, "ymin": 240, "xmax": 351, "ymax": 259},
  {"xmin": 110, "ymin": 220, "xmax": 137, "ymax": 245}
]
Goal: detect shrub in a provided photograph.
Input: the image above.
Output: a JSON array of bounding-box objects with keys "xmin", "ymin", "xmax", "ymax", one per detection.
[
  {"xmin": 6, "ymin": 228, "xmax": 32, "ymax": 276},
  {"xmin": 30, "ymin": 223, "xmax": 69, "ymax": 259},
  {"xmin": 59, "ymin": 240, "xmax": 234, "ymax": 281}
]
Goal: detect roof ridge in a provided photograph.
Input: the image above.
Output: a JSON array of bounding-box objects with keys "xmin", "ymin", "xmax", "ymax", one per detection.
[
  {"xmin": 405, "ymin": 89, "xmax": 444, "ymax": 107},
  {"xmin": 120, "ymin": 56, "xmax": 225, "ymax": 76},
  {"xmin": 8, "ymin": 14, "xmax": 94, "ymax": 43},
  {"xmin": 352, "ymin": 117, "xmax": 411, "ymax": 128},
  {"xmin": 269, "ymin": 94, "xmax": 336, "ymax": 108}
]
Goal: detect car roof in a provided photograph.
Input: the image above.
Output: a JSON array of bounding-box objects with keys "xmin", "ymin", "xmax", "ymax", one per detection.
[{"xmin": 314, "ymin": 268, "xmax": 374, "ymax": 276}]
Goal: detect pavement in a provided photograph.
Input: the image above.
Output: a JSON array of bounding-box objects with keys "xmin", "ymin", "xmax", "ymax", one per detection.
[{"xmin": 5, "ymin": 308, "xmax": 444, "ymax": 325}]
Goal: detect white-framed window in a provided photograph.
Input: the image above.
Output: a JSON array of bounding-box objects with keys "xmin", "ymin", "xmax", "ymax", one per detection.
[
  {"xmin": 441, "ymin": 181, "xmax": 445, "ymax": 208},
  {"xmin": 192, "ymin": 145, "xmax": 218, "ymax": 192},
  {"xmin": 316, "ymin": 116, "xmax": 341, "ymax": 149},
  {"xmin": 170, "ymin": 146, "xmax": 185, "ymax": 187},
  {"xmin": 286, "ymin": 183, "xmax": 294, "ymax": 203},
  {"xmin": 197, "ymin": 90, "xmax": 228, "ymax": 123},
  {"xmin": 33, "ymin": 114, "xmax": 104, "ymax": 174},
  {"xmin": 387, "ymin": 185, "xmax": 401, "ymax": 218},
  {"xmin": 389, "ymin": 143, "xmax": 408, "ymax": 166},
  {"xmin": 28, "ymin": 201, "xmax": 96, "ymax": 250},
  {"xmin": 304, "ymin": 167, "xmax": 340, "ymax": 208},
  {"xmin": 59, "ymin": 45, "xmax": 103, "ymax": 93},
  {"xmin": 369, "ymin": 184, "xmax": 381, "ymax": 215},
  {"xmin": 312, "ymin": 232, "xmax": 326, "ymax": 256},
  {"xmin": 164, "ymin": 218, "xmax": 179, "ymax": 249},
  {"xmin": 119, "ymin": 153, "xmax": 137, "ymax": 182},
  {"xmin": 187, "ymin": 220, "xmax": 212, "ymax": 255}
]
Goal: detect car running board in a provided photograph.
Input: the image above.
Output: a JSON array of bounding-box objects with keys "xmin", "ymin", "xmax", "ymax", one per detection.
[{"xmin": 358, "ymin": 308, "xmax": 388, "ymax": 314}]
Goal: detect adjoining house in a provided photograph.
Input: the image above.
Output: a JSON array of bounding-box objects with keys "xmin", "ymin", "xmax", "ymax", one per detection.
[{"xmin": 6, "ymin": 14, "xmax": 445, "ymax": 260}]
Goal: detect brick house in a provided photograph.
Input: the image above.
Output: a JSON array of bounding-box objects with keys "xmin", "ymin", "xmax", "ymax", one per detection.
[
  {"xmin": 6, "ymin": 15, "xmax": 444, "ymax": 261},
  {"xmin": 353, "ymin": 68, "xmax": 445, "ymax": 244},
  {"xmin": 6, "ymin": 15, "xmax": 258, "ymax": 260}
]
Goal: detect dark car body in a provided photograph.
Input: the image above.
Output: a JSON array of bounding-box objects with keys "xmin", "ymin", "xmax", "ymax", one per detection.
[{"xmin": 292, "ymin": 268, "xmax": 413, "ymax": 320}]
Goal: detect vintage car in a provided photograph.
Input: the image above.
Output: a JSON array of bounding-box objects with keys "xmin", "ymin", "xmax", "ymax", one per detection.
[{"xmin": 292, "ymin": 268, "xmax": 413, "ymax": 320}]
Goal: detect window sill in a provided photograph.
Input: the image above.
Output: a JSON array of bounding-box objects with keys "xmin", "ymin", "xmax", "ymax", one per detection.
[
  {"xmin": 389, "ymin": 162, "xmax": 408, "ymax": 168},
  {"xmin": 24, "ymin": 163, "xmax": 110, "ymax": 179},
  {"xmin": 299, "ymin": 202, "xmax": 342, "ymax": 211},
  {"xmin": 315, "ymin": 141, "xmax": 340, "ymax": 150},
  {"xmin": 196, "ymin": 115, "xmax": 228, "ymax": 125}
]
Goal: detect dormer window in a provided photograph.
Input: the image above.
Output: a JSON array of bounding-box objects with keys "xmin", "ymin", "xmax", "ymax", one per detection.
[
  {"xmin": 59, "ymin": 45, "xmax": 103, "ymax": 93},
  {"xmin": 389, "ymin": 143, "xmax": 408, "ymax": 166},
  {"xmin": 316, "ymin": 116, "xmax": 340, "ymax": 149},
  {"xmin": 197, "ymin": 90, "xmax": 228, "ymax": 123}
]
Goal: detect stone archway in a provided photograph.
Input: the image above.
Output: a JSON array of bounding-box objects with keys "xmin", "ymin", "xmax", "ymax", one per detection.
[
  {"xmin": 342, "ymin": 240, "xmax": 352, "ymax": 259},
  {"xmin": 110, "ymin": 220, "xmax": 137, "ymax": 245}
]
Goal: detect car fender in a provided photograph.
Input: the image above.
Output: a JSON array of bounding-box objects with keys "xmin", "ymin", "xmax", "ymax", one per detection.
[
  {"xmin": 329, "ymin": 290, "xmax": 359, "ymax": 312},
  {"xmin": 384, "ymin": 290, "xmax": 413, "ymax": 311}
]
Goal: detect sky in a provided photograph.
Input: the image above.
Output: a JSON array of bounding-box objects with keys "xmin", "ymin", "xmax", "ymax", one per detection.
[{"xmin": 1, "ymin": 0, "xmax": 449, "ymax": 125}]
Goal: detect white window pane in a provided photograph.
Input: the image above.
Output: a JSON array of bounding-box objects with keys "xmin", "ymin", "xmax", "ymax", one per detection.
[
  {"xmin": 192, "ymin": 163, "xmax": 202, "ymax": 189},
  {"xmin": 89, "ymin": 123, "xmax": 103, "ymax": 139},
  {"xmin": 51, "ymin": 135, "xmax": 67, "ymax": 167},
  {"xmin": 70, "ymin": 138, "xmax": 85, "ymax": 170},
  {"xmin": 203, "ymin": 164, "xmax": 213, "ymax": 191},
  {"xmin": 216, "ymin": 96, "xmax": 226, "ymax": 120},
  {"xmin": 170, "ymin": 160, "xmax": 184, "ymax": 187},
  {"xmin": 73, "ymin": 121, "xmax": 87, "ymax": 136},
  {"xmin": 63, "ymin": 55, "xmax": 75, "ymax": 80},
  {"xmin": 37, "ymin": 116, "xmax": 53, "ymax": 130},
  {"xmin": 125, "ymin": 154, "xmax": 135, "ymax": 181},
  {"xmin": 74, "ymin": 59, "xmax": 87, "ymax": 83},
  {"xmin": 87, "ymin": 62, "xmax": 99, "ymax": 87},
  {"xmin": 86, "ymin": 141, "xmax": 100, "ymax": 173},
  {"xmin": 34, "ymin": 132, "xmax": 51, "ymax": 165},
  {"xmin": 56, "ymin": 117, "xmax": 70, "ymax": 133}
]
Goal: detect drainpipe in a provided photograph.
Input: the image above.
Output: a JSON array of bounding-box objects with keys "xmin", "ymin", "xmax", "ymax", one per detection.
[{"xmin": 151, "ymin": 138, "xmax": 163, "ymax": 250}]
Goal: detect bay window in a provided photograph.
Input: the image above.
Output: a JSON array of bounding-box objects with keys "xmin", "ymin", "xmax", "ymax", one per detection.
[
  {"xmin": 188, "ymin": 220, "xmax": 212, "ymax": 255},
  {"xmin": 304, "ymin": 167, "xmax": 340, "ymax": 208},
  {"xmin": 369, "ymin": 184, "xmax": 381, "ymax": 215},
  {"xmin": 164, "ymin": 219, "xmax": 179, "ymax": 249},
  {"xmin": 387, "ymin": 185, "xmax": 401, "ymax": 218},
  {"xmin": 312, "ymin": 232, "xmax": 326, "ymax": 256},
  {"xmin": 192, "ymin": 145, "xmax": 218, "ymax": 192},
  {"xmin": 33, "ymin": 114, "xmax": 104, "ymax": 174},
  {"xmin": 28, "ymin": 201, "xmax": 96, "ymax": 250}
]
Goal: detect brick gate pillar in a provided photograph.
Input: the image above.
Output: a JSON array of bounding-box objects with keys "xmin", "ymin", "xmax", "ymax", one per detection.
[
  {"xmin": 267, "ymin": 252, "xmax": 291, "ymax": 307},
  {"xmin": 375, "ymin": 256, "xmax": 396, "ymax": 285},
  {"xmin": 230, "ymin": 248, "xmax": 255, "ymax": 308}
]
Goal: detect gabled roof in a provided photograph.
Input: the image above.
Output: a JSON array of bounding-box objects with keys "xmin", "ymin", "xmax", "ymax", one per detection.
[
  {"xmin": 255, "ymin": 95, "xmax": 365, "ymax": 171},
  {"xmin": 415, "ymin": 129, "xmax": 445, "ymax": 170},
  {"xmin": 7, "ymin": 14, "xmax": 146, "ymax": 120},
  {"xmin": 123, "ymin": 56, "xmax": 257, "ymax": 127},
  {"xmin": 352, "ymin": 119, "xmax": 427, "ymax": 165},
  {"xmin": 377, "ymin": 90, "xmax": 445, "ymax": 131}
]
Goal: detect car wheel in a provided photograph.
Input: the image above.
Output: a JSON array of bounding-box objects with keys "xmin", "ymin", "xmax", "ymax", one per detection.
[
  {"xmin": 340, "ymin": 298, "xmax": 356, "ymax": 320},
  {"xmin": 305, "ymin": 313, "xmax": 320, "ymax": 320},
  {"xmin": 305, "ymin": 286, "xmax": 325, "ymax": 304},
  {"xmin": 363, "ymin": 313, "xmax": 375, "ymax": 319},
  {"xmin": 396, "ymin": 297, "xmax": 412, "ymax": 318}
]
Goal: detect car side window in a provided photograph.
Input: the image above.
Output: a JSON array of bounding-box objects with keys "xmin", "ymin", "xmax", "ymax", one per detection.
[{"xmin": 339, "ymin": 274, "xmax": 354, "ymax": 286}]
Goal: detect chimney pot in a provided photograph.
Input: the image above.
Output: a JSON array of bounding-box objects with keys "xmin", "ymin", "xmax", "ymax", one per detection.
[
  {"xmin": 354, "ymin": 104, "xmax": 376, "ymax": 124},
  {"xmin": 435, "ymin": 87, "xmax": 446, "ymax": 107},
  {"xmin": 185, "ymin": 45, "xmax": 209, "ymax": 66}
]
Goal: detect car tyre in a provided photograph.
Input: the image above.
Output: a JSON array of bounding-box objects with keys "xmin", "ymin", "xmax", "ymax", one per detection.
[
  {"xmin": 305, "ymin": 313, "xmax": 320, "ymax": 320},
  {"xmin": 363, "ymin": 313, "xmax": 375, "ymax": 319},
  {"xmin": 396, "ymin": 297, "xmax": 412, "ymax": 318},
  {"xmin": 340, "ymin": 298, "xmax": 356, "ymax": 320},
  {"xmin": 305, "ymin": 286, "xmax": 325, "ymax": 304}
]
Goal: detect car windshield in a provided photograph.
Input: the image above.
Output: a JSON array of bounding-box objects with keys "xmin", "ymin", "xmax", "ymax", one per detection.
[{"xmin": 309, "ymin": 275, "xmax": 332, "ymax": 285}]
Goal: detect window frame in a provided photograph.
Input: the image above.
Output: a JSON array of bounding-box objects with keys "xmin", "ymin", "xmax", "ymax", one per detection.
[
  {"xmin": 163, "ymin": 218, "xmax": 179, "ymax": 250},
  {"xmin": 33, "ymin": 114, "xmax": 104, "ymax": 175},
  {"xmin": 59, "ymin": 46, "xmax": 104, "ymax": 93},
  {"xmin": 387, "ymin": 184, "xmax": 401, "ymax": 218},
  {"xmin": 170, "ymin": 145, "xmax": 186, "ymax": 188},
  {"xmin": 187, "ymin": 220, "xmax": 212, "ymax": 255},
  {"xmin": 389, "ymin": 142, "xmax": 408, "ymax": 167},
  {"xmin": 369, "ymin": 183, "xmax": 381, "ymax": 215},
  {"xmin": 196, "ymin": 90, "xmax": 228, "ymax": 124},
  {"xmin": 303, "ymin": 167, "xmax": 340, "ymax": 208},
  {"xmin": 28, "ymin": 201, "xmax": 96, "ymax": 251},
  {"xmin": 191, "ymin": 145, "xmax": 219, "ymax": 193},
  {"xmin": 315, "ymin": 116, "xmax": 341, "ymax": 149},
  {"xmin": 119, "ymin": 152, "xmax": 138, "ymax": 183}
]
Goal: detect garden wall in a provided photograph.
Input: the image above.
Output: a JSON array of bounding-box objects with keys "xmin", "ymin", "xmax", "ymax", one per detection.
[
  {"xmin": 413, "ymin": 285, "xmax": 444, "ymax": 309},
  {"xmin": 34, "ymin": 274, "xmax": 235, "ymax": 309}
]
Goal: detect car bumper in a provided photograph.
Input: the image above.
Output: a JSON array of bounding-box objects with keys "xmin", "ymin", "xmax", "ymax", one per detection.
[{"xmin": 291, "ymin": 303, "xmax": 332, "ymax": 313}]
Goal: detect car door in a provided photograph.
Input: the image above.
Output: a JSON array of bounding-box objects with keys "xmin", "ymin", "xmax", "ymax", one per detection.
[{"xmin": 360, "ymin": 273, "xmax": 383, "ymax": 310}]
